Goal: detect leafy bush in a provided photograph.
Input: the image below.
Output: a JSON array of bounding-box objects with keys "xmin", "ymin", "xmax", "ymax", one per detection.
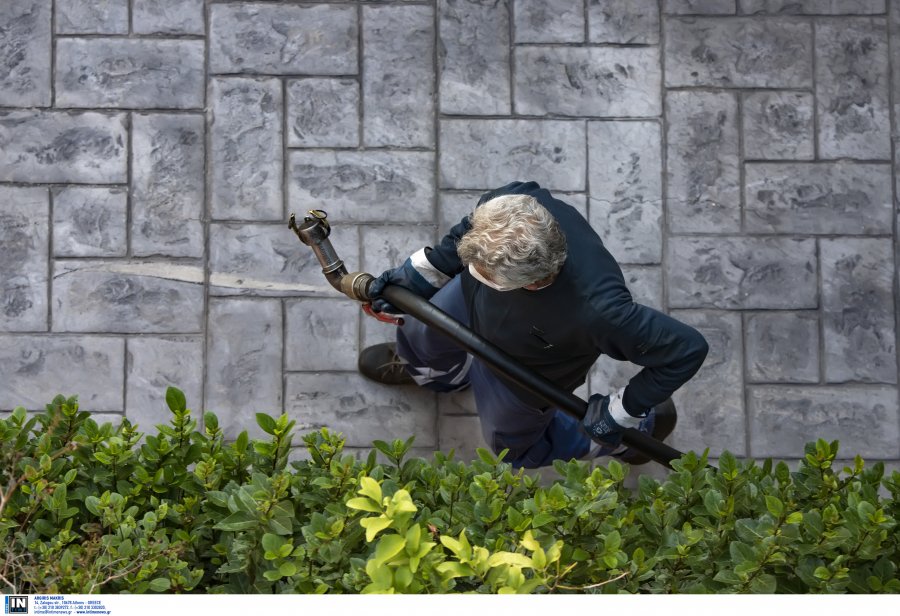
[{"xmin": 1, "ymin": 388, "xmax": 897, "ymax": 594}]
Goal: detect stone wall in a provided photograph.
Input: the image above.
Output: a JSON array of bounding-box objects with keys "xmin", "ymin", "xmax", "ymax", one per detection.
[{"xmin": 2, "ymin": 1, "xmax": 899, "ymax": 474}]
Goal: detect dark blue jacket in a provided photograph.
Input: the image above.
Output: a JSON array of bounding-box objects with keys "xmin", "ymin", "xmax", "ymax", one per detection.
[{"xmin": 426, "ymin": 181, "xmax": 708, "ymax": 413}]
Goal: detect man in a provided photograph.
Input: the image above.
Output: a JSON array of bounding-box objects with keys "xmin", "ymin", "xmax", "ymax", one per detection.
[{"xmin": 358, "ymin": 181, "xmax": 708, "ymax": 468}]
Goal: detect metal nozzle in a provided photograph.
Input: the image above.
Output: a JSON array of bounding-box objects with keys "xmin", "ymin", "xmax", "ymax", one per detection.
[{"xmin": 289, "ymin": 211, "xmax": 347, "ymax": 293}]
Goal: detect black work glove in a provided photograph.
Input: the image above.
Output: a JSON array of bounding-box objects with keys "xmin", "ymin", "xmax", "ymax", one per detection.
[
  {"xmin": 582, "ymin": 389, "xmax": 645, "ymax": 447},
  {"xmin": 368, "ymin": 257, "xmax": 440, "ymax": 314}
]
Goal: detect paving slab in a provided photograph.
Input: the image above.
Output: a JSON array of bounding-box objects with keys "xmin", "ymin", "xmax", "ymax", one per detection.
[
  {"xmin": 821, "ymin": 238, "xmax": 896, "ymax": 384},
  {"xmin": 741, "ymin": 91, "xmax": 815, "ymax": 161},
  {"xmin": 0, "ymin": 187, "xmax": 49, "ymax": 332},
  {"xmin": 588, "ymin": 121, "xmax": 662, "ymax": 264},
  {"xmin": 290, "ymin": 151, "xmax": 435, "ymax": 223},
  {"xmin": 210, "ymin": 78, "xmax": 283, "ymax": 221},
  {"xmin": 438, "ymin": 0, "xmax": 510, "ymax": 115},
  {"xmin": 0, "ymin": 0, "xmax": 51, "ymax": 106},
  {"xmin": 748, "ymin": 386, "xmax": 899, "ymax": 458},
  {"xmin": 665, "ymin": 18, "xmax": 813, "ymax": 87},
  {"xmin": 56, "ymin": 0, "xmax": 128, "ymax": 34},
  {"xmin": 665, "ymin": 91, "xmax": 740, "ymax": 233},
  {"xmin": 132, "ymin": 114, "xmax": 205, "ymax": 257},
  {"xmin": 363, "ymin": 4, "xmax": 435, "ymax": 147},
  {"xmin": 206, "ymin": 298, "xmax": 283, "ymax": 440},
  {"xmin": 0, "ymin": 335, "xmax": 124, "ymax": 412},
  {"xmin": 285, "ymin": 373, "xmax": 438, "ymax": 448},
  {"xmin": 589, "ymin": 0, "xmax": 660, "ymax": 43},
  {"xmin": 209, "ymin": 3, "xmax": 358, "ymax": 75},
  {"xmin": 0, "ymin": 111, "xmax": 127, "ymax": 183},
  {"xmin": 53, "ymin": 186, "xmax": 127, "ymax": 258},
  {"xmin": 744, "ymin": 162, "xmax": 893, "ymax": 234},
  {"xmin": 52, "ymin": 261, "xmax": 204, "ymax": 333},
  {"xmin": 816, "ymin": 18, "xmax": 892, "ymax": 159},
  {"xmin": 287, "ymin": 79, "xmax": 360, "ymax": 148},
  {"xmin": 667, "ymin": 237, "xmax": 818, "ymax": 309},
  {"xmin": 666, "ymin": 0, "xmax": 737, "ymax": 14},
  {"xmin": 745, "ymin": 312, "xmax": 819, "ymax": 383},
  {"xmin": 55, "ymin": 39, "xmax": 204, "ymax": 109},
  {"xmin": 739, "ymin": 1, "xmax": 886, "ymax": 14},
  {"xmin": 515, "ymin": 47, "xmax": 661, "ymax": 117},
  {"xmin": 517, "ymin": 0, "xmax": 585, "ymax": 43},
  {"xmin": 440, "ymin": 119, "xmax": 586, "ymax": 191},
  {"xmin": 125, "ymin": 336, "xmax": 204, "ymax": 431},
  {"xmin": 133, "ymin": 0, "xmax": 205, "ymax": 35}
]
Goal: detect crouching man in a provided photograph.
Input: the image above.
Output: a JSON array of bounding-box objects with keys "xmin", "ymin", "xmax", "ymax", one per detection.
[{"xmin": 359, "ymin": 181, "xmax": 708, "ymax": 468}]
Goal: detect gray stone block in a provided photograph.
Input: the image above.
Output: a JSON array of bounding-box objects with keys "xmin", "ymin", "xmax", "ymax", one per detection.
[
  {"xmin": 134, "ymin": 0, "xmax": 205, "ymax": 35},
  {"xmin": 0, "ymin": 187, "xmax": 48, "ymax": 332},
  {"xmin": 588, "ymin": 0, "xmax": 659, "ymax": 44},
  {"xmin": 438, "ymin": 0, "xmax": 510, "ymax": 115},
  {"xmin": 53, "ymin": 187, "xmax": 127, "ymax": 258},
  {"xmin": 126, "ymin": 336, "xmax": 204, "ymax": 431},
  {"xmin": 666, "ymin": 0, "xmax": 736, "ymax": 13},
  {"xmin": 742, "ymin": 91, "xmax": 815, "ymax": 160},
  {"xmin": 745, "ymin": 162, "xmax": 893, "ymax": 234},
  {"xmin": 516, "ymin": 0, "xmax": 585, "ymax": 43},
  {"xmin": 748, "ymin": 386, "xmax": 899, "ymax": 458},
  {"xmin": 667, "ymin": 237, "xmax": 818, "ymax": 309},
  {"xmin": 439, "ymin": 192, "xmax": 481, "ymax": 231},
  {"xmin": 438, "ymin": 414, "xmax": 490, "ymax": 461},
  {"xmin": 206, "ymin": 299, "xmax": 283, "ymax": 440},
  {"xmin": 210, "ymin": 3, "xmax": 357, "ymax": 75},
  {"xmin": 664, "ymin": 18, "xmax": 813, "ymax": 87},
  {"xmin": 0, "ymin": 111, "xmax": 127, "ymax": 183},
  {"xmin": 892, "ymin": 1, "xmax": 900, "ymax": 136},
  {"xmin": 363, "ymin": 5, "xmax": 434, "ymax": 147},
  {"xmin": 745, "ymin": 312, "xmax": 819, "ymax": 383},
  {"xmin": 284, "ymin": 373, "xmax": 438, "ymax": 448},
  {"xmin": 515, "ymin": 47, "xmax": 661, "ymax": 117},
  {"xmin": 210, "ymin": 78, "xmax": 283, "ymax": 221},
  {"xmin": 816, "ymin": 18, "xmax": 891, "ymax": 159},
  {"xmin": 289, "ymin": 150, "xmax": 434, "ymax": 223},
  {"xmin": 132, "ymin": 114, "xmax": 205, "ymax": 257},
  {"xmin": 740, "ymin": 0, "xmax": 886, "ymax": 14},
  {"xmin": 621, "ymin": 265, "xmax": 664, "ymax": 309},
  {"xmin": 438, "ymin": 388, "xmax": 478, "ymax": 417},
  {"xmin": 439, "ymin": 120, "xmax": 586, "ymax": 191},
  {"xmin": 209, "ymin": 222, "xmax": 357, "ymax": 297},
  {"xmin": 52, "ymin": 261, "xmax": 204, "ymax": 333},
  {"xmin": 588, "ymin": 121, "xmax": 662, "ymax": 264},
  {"xmin": 0, "ymin": 0, "xmax": 51, "ymax": 106},
  {"xmin": 56, "ymin": 0, "xmax": 128, "ymax": 34},
  {"xmin": 55, "ymin": 39, "xmax": 204, "ymax": 109},
  {"xmin": 821, "ymin": 239, "xmax": 896, "ymax": 384},
  {"xmin": 360, "ymin": 224, "xmax": 437, "ymax": 349},
  {"xmin": 286, "ymin": 298, "xmax": 360, "ymax": 371},
  {"xmin": 287, "ymin": 79, "xmax": 359, "ymax": 148},
  {"xmin": 665, "ymin": 91, "xmax": 740, "ymax": 233},
  {"xmin": 0, "ymin": 335, "xmax": 124, "ymax": 412},
  {"xmin": 669, "ymin": 311, "xmax": 745, "ymax": 455}
]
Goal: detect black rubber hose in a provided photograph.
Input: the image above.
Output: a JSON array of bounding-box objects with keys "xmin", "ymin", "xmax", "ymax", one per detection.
[{"xmin": 381, "ymin": 284, "xmax": 687, "ymax": 469}]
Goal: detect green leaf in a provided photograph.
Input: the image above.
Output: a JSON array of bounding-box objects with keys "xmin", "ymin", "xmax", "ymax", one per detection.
[
  {"xmin": 165, "ymin": 387, "xmax": 186, "ymax": 413},
  {"xmin": 261, "ymin": 533, "xmax": 285, "ymax": 554},
  {"xmin": 149, "ymin": 578, "xmax": 171, "ymax": 592},
  {"xmin": 256, "ymin": 413, "xmax": 277, "ymax": 436},
  {"xmin": 279, "ymin": 562, "xmax": 297, "ymax": 577},
  {"xmin": 487, "ymin": 552, "xmax": 533, "ymax": 569},
  {"xmin": 361, "ymin": 516, "xmax": 392, "ymax": 543},
  {"xmin": 476, "ymin": 448, "xmax": 497, "ymax": 465},
  {"xmin": 532, "ymin": 512, "xmax": 554, "ymax": 528},
  {"xmin": 786, "ymin": 511, "xmax": 803, "ymax": 525},
  {"xmin": 358, "ymin": 477, "xmax": 383, "ymax": 503},
  {"xmin": 436, "ymin": 562, "xmax": 475, "ymax": 580},
  {"xmin": 765, "ymin": 495, "xmax": 784, "ymax": 518},
  {"xmin": 373, "ymin": 534, "xmax": 406, "ymax": 567},
  {"xmin": 214, "ymin": 511, "xmax": 258, "ymax": 532},
  {"xmin": 346, "ymin": 497, "xmax": 381, "ymax": 513}
]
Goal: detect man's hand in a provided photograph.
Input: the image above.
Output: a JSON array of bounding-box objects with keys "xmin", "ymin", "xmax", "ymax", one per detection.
[
  {"xmin": 368, "ymin": 257, "xmax": 440, "ymax": 314},
  {"xmin": 582, "ymin": 389, "xmax": 644, "ymax": 446}
]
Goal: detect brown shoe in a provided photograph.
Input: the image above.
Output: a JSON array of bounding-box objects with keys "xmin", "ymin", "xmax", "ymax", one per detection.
[
  {"xmin": 358, "ymin": 343, "xmax": 416, "ymax": 386},
  {"xmin": 618, "ymin": 398, "xmax": 678, "ymax": 466}
]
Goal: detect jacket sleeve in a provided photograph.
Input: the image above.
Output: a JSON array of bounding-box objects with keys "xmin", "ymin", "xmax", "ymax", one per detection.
[{"xmin": 592, "ymin": 299, "xmax": 709, "ymax": 414}]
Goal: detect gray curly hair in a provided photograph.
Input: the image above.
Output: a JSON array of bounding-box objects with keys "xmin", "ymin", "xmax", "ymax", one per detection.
[{"xmin": 457, "ymin": 194, "xmax": 567, "ymax": 288}]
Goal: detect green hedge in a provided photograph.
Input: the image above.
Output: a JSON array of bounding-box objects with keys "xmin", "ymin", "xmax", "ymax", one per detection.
[{"xmin": 1, "ymin": 388, "xmax": 897, "ymax": 594}]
